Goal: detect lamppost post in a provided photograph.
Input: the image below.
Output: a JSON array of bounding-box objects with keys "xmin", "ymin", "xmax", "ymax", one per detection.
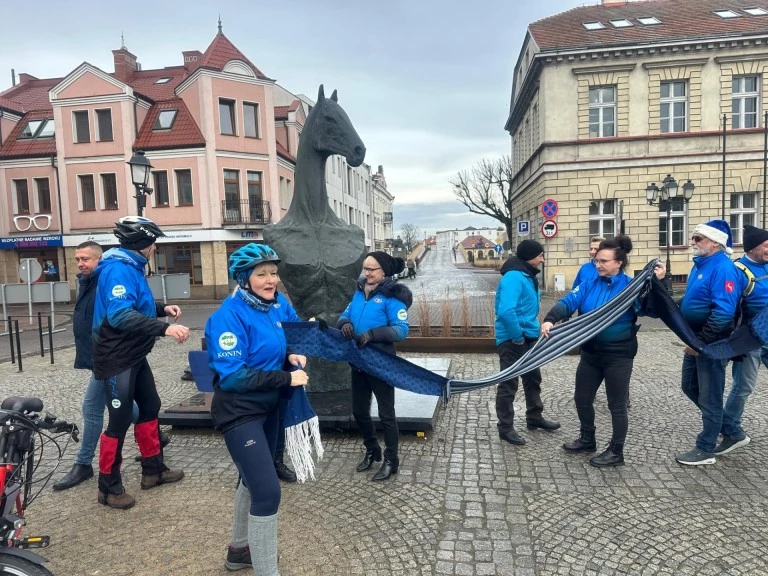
[{"xmin": 126, "ymin": 150, "xmax": 153, "ymax": 216}]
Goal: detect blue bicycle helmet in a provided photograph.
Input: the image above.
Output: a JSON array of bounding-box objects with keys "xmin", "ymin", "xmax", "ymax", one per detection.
[{"xmin": 229, "ymin": 243, "xmax": 281, "ymax": 289}]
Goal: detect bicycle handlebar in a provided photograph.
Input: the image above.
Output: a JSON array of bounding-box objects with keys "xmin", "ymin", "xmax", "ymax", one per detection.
[{"xmin": 0, "ymin": 408, "xmax": 79, "ymax": 442}]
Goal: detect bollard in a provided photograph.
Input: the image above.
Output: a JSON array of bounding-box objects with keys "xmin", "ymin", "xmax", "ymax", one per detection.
[
  {"xmin": 14, "ymin": 319, "xmax": 22, "ymax": 372},
  {"xmin": 48, "ymin": 315, "xmax": 54, "ymax": 365},
  {"xmin": 38, "ymin": 312, "xmax": 44, "ymax": 357},
  {"xmin": 8, "ymin": 316, "xmax": 15, "ymax": 364}
]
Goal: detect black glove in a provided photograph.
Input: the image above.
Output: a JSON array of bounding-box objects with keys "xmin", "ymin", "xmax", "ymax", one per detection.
[
  {"xmin": 340, "ymin": 322, "xmax": 355, "ymax": 339},
  {"xmin": 356, "ymin": 331, "xmax": 373, "ymax": 348},
  {"xmin": 316, "ymin": 318, "xmax": 328, "ymax": 331}
]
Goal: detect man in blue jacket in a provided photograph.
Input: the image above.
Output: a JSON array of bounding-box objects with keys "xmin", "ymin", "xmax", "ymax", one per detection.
[
  {"xmin": 676, "ymin": 219, "xmax": 742, "ymax": 466},
  {"xmin": 572, "ymin": 235, "xmax": 603, "ymax": 289},
  {"xmin": 495, "ymin": 240, "xmax": 560, "ymax": 446},
  {"xmin": 718, "ymin": 224, "xmax": 768, "ymax": 454}
]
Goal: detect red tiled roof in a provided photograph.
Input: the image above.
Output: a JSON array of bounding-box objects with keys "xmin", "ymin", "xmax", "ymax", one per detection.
[
  {"xmin": 127, "ymin": 67, "xmax": 188, "ymax": 101},
  {"xmin": 0, "ymin": 96, "xmax": 24, "ymax": 114},
  {"xmin": 275, "ymin": 141, "xmax": 295, "ymax": 163},
  {"xmin": 196, "ymin": 33, "xmax": 271, "ymax": 80},
  {"xmin": 134, "ymin": 99, "xmax": 205, "ymax": 151},
  {"xmin": 0, "ymin": 110, "xmax": 56, "ymax": 159},
  {"xmin": 0, "ymin": 78, "xmax": 61, "ymax": 113},
  {"xmin": 459, "ymin": 235, "xmax": 494, "ymax": 249},
  {"xmin": 530, "ymin": 0, "xmax": 768, "ymax": 51},
  {"xmin": 274, "ymin": 100, "xmax": 300, "ymax": 121}
]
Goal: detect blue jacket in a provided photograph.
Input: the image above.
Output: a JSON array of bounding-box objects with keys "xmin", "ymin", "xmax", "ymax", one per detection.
[
  {"xmin": 544, "ymin": 272, "xmax": 640, "ymax": 357},
  {"xmin": 73, "ymin": 269, "xmax": 101, "ymax": 370},
  {"xmin": 495, "ymin": 257, "xmax": 541, "ymax": 345},
  {"xmin": 573, "ymin": 260, "xmax": 598, "ymax": 289},
  {"xmin": 337, "ymin": 278, "xmax": 411, "ymax": 354},
  {"xmin": 206, "ymin": 291, "xmax": 300, "ymax": 432},
  {"xmin": 735, "ymin": 255, "xmax": 768, "ymax": 323},
  {"xmin": 680, "ymin": 250, "xmax": 741, "ymax": 343},
  {"xmin": 91, "ymin": 248, "xmax": 167, "ymax": 379}
]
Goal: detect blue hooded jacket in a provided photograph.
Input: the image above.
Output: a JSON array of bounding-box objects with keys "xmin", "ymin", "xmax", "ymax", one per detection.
[
  {"xmin": 573, "ymin": 260, "xmax": 598, "ymax": 289},
  {"xmin": 495, "ymin": 257, "xmax": 541, "ymax": 345},
  {"xmin": 735, "ymin": 254, "xmax": 768, "ymax": 323}
]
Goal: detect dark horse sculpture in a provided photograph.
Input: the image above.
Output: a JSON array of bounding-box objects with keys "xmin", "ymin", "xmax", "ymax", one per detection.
[{"xmin": 264, "ymin": 85, "xmax": 367, "ymax": 392}]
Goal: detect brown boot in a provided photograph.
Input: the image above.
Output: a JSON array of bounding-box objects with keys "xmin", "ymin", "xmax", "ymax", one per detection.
[
  {"xmin": 141, "ymin": 468, "xmax": 185, "ymax": 490},
  {"xmin": 98, "ymin": 490, "xmax": 136, "ymax": 510}
]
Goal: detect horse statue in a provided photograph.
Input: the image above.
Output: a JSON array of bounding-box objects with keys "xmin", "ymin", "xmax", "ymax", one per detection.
[{"xmin": 264, "ymin": 84, "xmax": 367, "ymax": 392}]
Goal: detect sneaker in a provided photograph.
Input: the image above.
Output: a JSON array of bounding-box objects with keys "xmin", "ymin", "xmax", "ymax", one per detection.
[
  {"xmin": 714, "ymin": 435, "xmax": 750, "ymax": 455},
  {"xmin": 225, "ymin": 545, "xmax": 252, "ymax": 571},
  {"xmin": 675, "ymin": 448, "xmax": 716, "ymax": 466}
]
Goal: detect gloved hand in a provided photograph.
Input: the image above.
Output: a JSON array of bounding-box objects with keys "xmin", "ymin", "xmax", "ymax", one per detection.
[
  {"xmin": 356, "ymin": 331, "xmax": 373, "ymax": 348},
  {"xmin": 316, "ymin": 318, "xmax": 328, "ymax": 331},
  {"xmin": 340, "ymin": 322, "xmax": 355, "ymax": 339}
]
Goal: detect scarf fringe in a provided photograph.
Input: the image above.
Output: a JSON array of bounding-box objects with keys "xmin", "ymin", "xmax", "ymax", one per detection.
[{"xmin": 284, "ymin": 416, "xmax": 324, "ymax": 483}]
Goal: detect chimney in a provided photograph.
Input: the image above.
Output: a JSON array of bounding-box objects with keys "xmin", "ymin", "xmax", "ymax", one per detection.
[
  {"xmin": 18, "ymin": 73, "xmax": 38, "ymax": 85},
  {"xmin": 11, "ymin": 69, "xmax": 15, "ymax": 86},
  {"xmin": 183, "ymin": 51, "xmax": 203, "ymax": 69},
  {"xmin": 112, "ymin": 47, "xmax": 139, "ymax": 83},
  {"xmin": 377, "ymin": 165, "xmax": 384, "ymax": 175}
]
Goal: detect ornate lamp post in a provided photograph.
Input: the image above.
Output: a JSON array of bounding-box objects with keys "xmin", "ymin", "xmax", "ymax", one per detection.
[
  {"xmin": 126, "ymin": 150, "xmax": 153, "ymax": 216},
  {"xmin": 646, "ymin": 174, "xmax": 695, "ymax": 294}
]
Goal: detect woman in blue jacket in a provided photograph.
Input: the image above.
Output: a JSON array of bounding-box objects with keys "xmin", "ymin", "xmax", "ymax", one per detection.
[
  {"xmin": 337, "ymin": 251, "xmax": 411, "ymax": 481},
  {"xmin": 206, "ymin": 243, "xmax": 308, "ymax": 574},
  {"xmin": 541, "ymin": 236, "xmax": 664, "ymax": 467}
]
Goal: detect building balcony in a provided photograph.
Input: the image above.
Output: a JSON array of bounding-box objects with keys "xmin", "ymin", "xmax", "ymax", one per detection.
[{"xmin": 221, "ymin": 200, "xmax": 272, "ymax": 227}]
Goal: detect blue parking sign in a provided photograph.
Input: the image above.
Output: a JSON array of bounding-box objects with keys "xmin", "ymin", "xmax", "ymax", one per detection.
[{"xmin": 517, "ymin": 220, "xmax": 530, "ymax": 235}]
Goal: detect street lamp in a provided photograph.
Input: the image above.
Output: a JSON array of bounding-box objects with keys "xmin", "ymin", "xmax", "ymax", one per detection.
[
  {"xmin": 646, "ymin": 174, "xmax": 695, "ymax": 294},
  {"xmin": 127, "ymin": 150, "xmax": 153, "ymax": 216}
]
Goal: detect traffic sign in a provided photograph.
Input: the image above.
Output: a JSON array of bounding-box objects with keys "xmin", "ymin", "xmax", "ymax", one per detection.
[
  {"xmin": 541, "ymin": 219, "xmax": 558, "ymax": 239},
  {"xmin": 517, "ymin": 220, "xmax": 530, "ymax": 235},
  {"xmin": 541, "ymin": 198, "xmax": 559, "ymax": 218},
  {"xmin": 19, "ymin": 258, "xmax": 42, "ymax": 283},
  {"xmin": 494, "ymin": 244, "xmax": 503, "ymax": 254}
]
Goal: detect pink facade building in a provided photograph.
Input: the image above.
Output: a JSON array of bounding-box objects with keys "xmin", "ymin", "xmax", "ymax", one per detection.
[{"xmin": 0, "ymin": 30, "xmax": 307, "ymax": 298}]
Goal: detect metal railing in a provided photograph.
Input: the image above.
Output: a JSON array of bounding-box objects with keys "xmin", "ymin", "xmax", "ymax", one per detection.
[{"xmin": 221, "ymin": 200, "xmax": 272, "ymax": 226}]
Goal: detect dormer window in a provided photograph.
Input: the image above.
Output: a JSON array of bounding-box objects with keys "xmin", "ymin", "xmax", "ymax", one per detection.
[
  {"xmin": 153, "ymin": 109, "xmax": 178, "ymax": 130},
  {"xmin": 18, "ymin": 119, "xmax": 54, "ymax": 139},
  {"xmin": 609, "ymin": 19, "xmax": 633, "ymax": 28},
  {"xmin": 154, "ymin": 77, "xmax": 171, "ymax": 84},
  {"xmin": 583, "ymin": 21, "xmax": 605, "ymax": 30},
  {"xmin": 715, "ymin": 9, "xmax": 740, "ymax": 18},
  {"xmin": 638, "ymin": 16, "xmax": 661, "ymax": 25},
  {"xmin": 744, "ymin": 7, "xmax": 768, "ymax": 16}
]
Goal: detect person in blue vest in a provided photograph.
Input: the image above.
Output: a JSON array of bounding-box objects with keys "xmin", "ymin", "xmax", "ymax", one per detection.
[
  {"xmin": 572, "ymin": 235, "xmax": 603, "ymax": 289},
  {"xmin": 338, "ymin": 251, "xmax": 411, "ymax": 481},
  {"xmin": 206, "ymin": 243, "xmax": 308, "ymax": 574},
  {"xmin": 672, "ymin": 219, "xmax": 742, "ymax": 465},
  {"xmin": 719, "ymin": 224, "xmax": 768, "ymax": 455},
  {"xmin": 495, "ymin": 240, "xmax": 560, "ymax": 447},
  {"xmin": 541, "ymin": 236, "xmax": 665, "ymax": 467}
]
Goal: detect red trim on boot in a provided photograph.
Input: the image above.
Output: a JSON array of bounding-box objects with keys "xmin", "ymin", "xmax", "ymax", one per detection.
[
  {"xmin": 98, "ymin": 433, "xmax": 119, "ymax": 475},
  {"xmin": 134, "ymin": 419, "xmax": 161, "ymax": 458}
]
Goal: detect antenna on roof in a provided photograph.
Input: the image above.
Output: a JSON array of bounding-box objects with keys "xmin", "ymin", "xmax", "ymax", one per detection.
[
  {"xmin": 218, "ymin": 15, "xmax": 222, "ymax": 34},
  {"xmin": 121, "ymin": 31, "xmax": 126, "ymax": 49}
]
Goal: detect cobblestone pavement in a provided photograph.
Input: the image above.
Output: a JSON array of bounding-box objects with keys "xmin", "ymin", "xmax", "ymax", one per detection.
[{"xmin": 4, "ymin": 325, "xmax": 768, "ymax": 576}]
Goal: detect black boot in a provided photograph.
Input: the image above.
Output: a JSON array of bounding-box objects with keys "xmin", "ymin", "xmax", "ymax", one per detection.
[
  {"xmin": 589, "ymin": 442, "xmax": 624, "ymax": 467},
  {"xmin": 527, "ymin": 417, "xmax": 561, "ymax": 431},
  {"xmin": 356, "ymin": 446, "xmax": 382, "ymax": 472},
  {"xmin": 53, "ymin": 463, "xmax": 94, "ymax": 491},
  {"xmin": 274, "ymin": 452, "xmax": 297, "ymax": 483},
  {"xmin": 372, "ymin": 458, "xmax": 399, "ymax": 481},
  {"xmin": 562, "ymin": 429, "xmax": 596, "ymax": 452},
  {"xmin": 499, "ymin": 429, "xmax": 525, "ymax": 445}
]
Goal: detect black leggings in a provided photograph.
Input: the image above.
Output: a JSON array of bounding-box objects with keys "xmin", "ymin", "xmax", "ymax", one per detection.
[
  {"xmin": 574, "ymin": 351, "xmax": 632, "ymax": 444},
  {"xmin": 351, "ymin": 369, "xmax": 398, "ymax": 461},
  {"xmin": 223, "ymin": 412, "xmax": 280, "ymax": 516}
]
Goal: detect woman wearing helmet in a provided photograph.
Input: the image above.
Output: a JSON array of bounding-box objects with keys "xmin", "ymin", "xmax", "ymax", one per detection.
[
  {"xmin": 337, "ymin": 251, "xmax": 412, "ymax": 481},
  {"xmin": 92, "ymin": 216, "xmax": 190, "ymax": 509},
  {"xmin": 205, "ymin": 243, "xmax": 308, "ymax": 574}
]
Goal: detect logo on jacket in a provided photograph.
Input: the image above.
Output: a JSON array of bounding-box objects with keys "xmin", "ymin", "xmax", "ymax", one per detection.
[
  {"xmin": 374, "ymin": 297, "xmax": 383, "ymax": 304},
  {"xmin": 111, "ymin": 399, "xmax": 121, "ymax": 409},
  {"xmin": 725, "ymin": 280, "xmax": 735, "ymax": 293},
  {"xmin": 397, "ymin": 309, "xmax": 408, "ymax": 321},
  {"xmin": 276, "ymin": 321, "xmax": 282, "ymax": 328},
  {"xmin": 244, "ymin": 438, "xmax": 256, "ymax": 448},
  {"xmin": 273, "ymin": 302, "xmax": 281, "ymax": 308},
  {"xmin": 111, "ymin": 285, "xmax": 127, "ymax": 298},
  {"xmin": 219, "ymin": 332, "xmax": 238, "ymax": 350}
]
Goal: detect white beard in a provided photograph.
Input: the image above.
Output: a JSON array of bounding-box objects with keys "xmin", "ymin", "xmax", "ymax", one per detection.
[{"xmin": 692, "ymin": 244, "xmax": 714, "ymax": 257}]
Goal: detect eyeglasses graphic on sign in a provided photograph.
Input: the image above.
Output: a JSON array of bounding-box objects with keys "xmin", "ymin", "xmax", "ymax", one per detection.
[{"xmin": 13, "ymin": 215, "xmax": 52, "ymax": 232}]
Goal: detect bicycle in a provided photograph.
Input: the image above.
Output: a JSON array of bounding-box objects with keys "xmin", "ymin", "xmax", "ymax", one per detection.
[{"xmin": 1, "ymin": 396, "xmax": 79, "ymax": 576}]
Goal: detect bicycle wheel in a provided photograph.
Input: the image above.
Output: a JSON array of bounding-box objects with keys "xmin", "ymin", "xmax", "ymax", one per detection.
[{"xmin": 0, "ymin": 554, "xmax": 53, "ymax": 576}]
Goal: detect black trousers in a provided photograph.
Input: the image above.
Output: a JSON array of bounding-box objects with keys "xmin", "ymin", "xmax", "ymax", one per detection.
[
  {"xmin": 351, "ymin": 369, "xmax": 398, "ymax": 461},
  {"xmin": 574, "ymin": 351, "xmax": 632, "ymax": 444},
  {"xmin": 496, "ymin": 339, "xmax": 543, "ymax": 431}
]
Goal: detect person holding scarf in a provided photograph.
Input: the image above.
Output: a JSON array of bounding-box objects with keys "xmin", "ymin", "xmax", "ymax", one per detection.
[
  {"xmin": 206, "ymin": 243, "xmax": 308, "ymax": 574},
  {"xmin": 541, "ymin": 236, "xmax": 665, "ymax": 467},
  {"xmin": 338, "ymin": 251, "xmax": 411, "ymax": 481}
]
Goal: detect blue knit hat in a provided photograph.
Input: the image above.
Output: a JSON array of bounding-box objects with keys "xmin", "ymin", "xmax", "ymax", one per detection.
[{"xmin": 693, "ymin": 219, "xmax": 733, "ymax": 255}]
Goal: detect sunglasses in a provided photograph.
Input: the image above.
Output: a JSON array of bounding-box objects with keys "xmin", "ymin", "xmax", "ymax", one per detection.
[{"xmin": 691, "ymin": 235, "xmax": 706, "ymax": 242}]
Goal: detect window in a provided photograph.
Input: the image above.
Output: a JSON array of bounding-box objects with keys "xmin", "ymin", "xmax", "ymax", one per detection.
[
  {"xmin": 730, "ymin": 193, "xmax": 758, "ymax": 244},
  {"xmin": 349, "ymin": 207, "xmax": 354, "ymax": 225},
  {"xmin": 38, "ymin": 120, "xmax": 55, "ymax": 138},
  {"xmin": 715, "ymin": 9, "xmax": 740, "ymax": 18},
  {"xmin": 638, "ymin": 16, "xmax": 661, "ymax": 25},
  {"xmin": 583, "ymin": 21, "xmax": 605, "ymax": 30},
  {"xmin": 609, "ymin": 19, "xmax": 633, "ymax": 28},
  {"xmin": 658, "ymin": 198, "xmax": 687, "ymax": 247},
  {"xmin": 219, "ymin": 99, "xmax": 236, "ymax": 135},
  {"xmin": 660, "ymin": 81, "xmax": 687, "ymax": 133},
  {"xmin": 153, "ymin": 110, "xmax": 177, "ymax": 130},
  {"xmin": 154, "ymin": 77, "xmax": 172, "ymax": 84},
  {"xmin": 224, "ymin": 170, "xmax": 241, "ymax": 221},
  {"xmin": 73, "ymin": 110, "xmax": 90, "ymax": 143},
  {"xmin": 744, "ymin": 7, "xmax": 768, "ymax": 16},
  {"xmin": 154, "ymin": 244, "xmax": 203, "ymax": 285},
  {"xmin": 96, "ymin": 109, "xmax": 113, "ymax": 141},
  {"xmin": 588, "ymin": 86, "xmax": 616, "ymax": 137},
  {"xmin": 153, "ymin": 171, "xmax": 170, "ymax": 207},
  {"xmin": 79, "ymin": 175, "xmax": 96, "ymax": 211},
  {"xmin": 18, "ymin": 119, "xmax": 54, "ymax": 139},
  {"xmin": 35, "ymin": 178, "xmax": 51, "ymax": 213},
  {"xmin": 588, "ymin": 200, "xmax": 616, "ymax": 238},
  {"xmin": 102, "ymin": 174, "xmax": 118, "ymax": 210},
  {"xmin": 733, "ymin": 76, "xmax": 759, "ymax": 129},
  {"xmin": 13, "ymin": 180, "xmax": 29, "ymax": 214},
  {"xmin": 243, "ymin": 102, "xmax": 259, "ymax": 138},
  {"xmin": 247, "ymin": 171, "xmax": 263, "ymax": 222},
  {"xmin": 176, "ymin": 170, "xmax": 193, "ymax": 206}
]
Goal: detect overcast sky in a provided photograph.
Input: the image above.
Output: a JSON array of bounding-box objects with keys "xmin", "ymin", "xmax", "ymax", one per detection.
[{"xmin": 0, "ymin": 0, "xmax": 594, "ymax": 235}]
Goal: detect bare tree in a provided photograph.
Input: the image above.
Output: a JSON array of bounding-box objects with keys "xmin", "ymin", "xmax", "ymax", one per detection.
[
  {"xmin": 399, "ymin": 223, "xmax": 421, "ymax": 253},
  {"xmin": 450, "ymin": 156, "xmax": 514, "ymax": 242}
]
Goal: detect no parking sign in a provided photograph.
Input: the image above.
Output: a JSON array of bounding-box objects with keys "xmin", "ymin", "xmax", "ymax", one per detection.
[{"xmin": 541, "ymin": 198, "xmax": 559, "ymax": 218}]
